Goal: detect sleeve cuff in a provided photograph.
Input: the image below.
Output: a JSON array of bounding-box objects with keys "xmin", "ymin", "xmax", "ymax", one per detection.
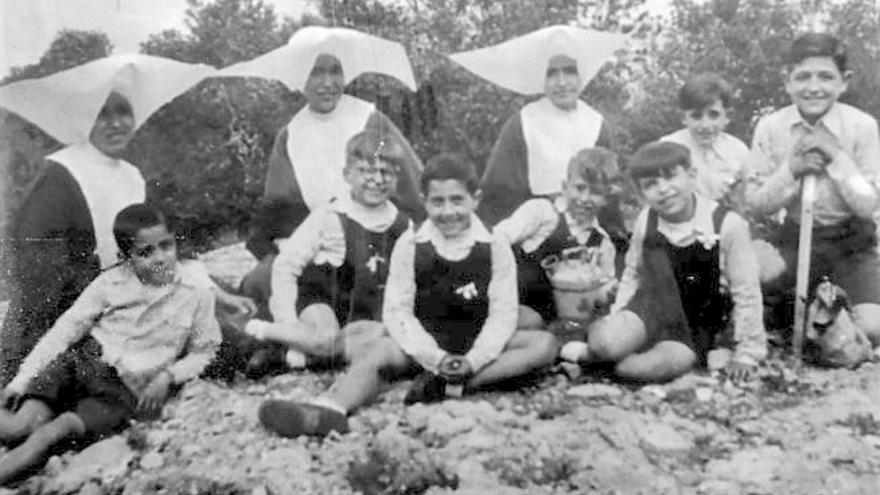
[
  {"xmin": 7, "ymin": 377, "xmax": 27, "ymax": 395},
  {"xmin": 244, "ymin": 319, "xmax": 274, "ymax": 340}
]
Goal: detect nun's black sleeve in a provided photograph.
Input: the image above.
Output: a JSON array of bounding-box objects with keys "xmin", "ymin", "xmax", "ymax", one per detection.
[
  {"xmin": 0, "ymin": 162, "xmax": 99, "ymax": 384},
  {"xmin": 477, "ymin": 111, "xmax": 532, "ymax": 227}
]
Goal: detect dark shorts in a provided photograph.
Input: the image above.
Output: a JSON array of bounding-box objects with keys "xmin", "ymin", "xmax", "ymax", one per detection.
[
  {"xmin": 774, "ymin": 218, "xmax": 880, "ymax": 306},
  {"xmin": 24, "ymin": 336, "xmax": 138, "ymax": 438}
]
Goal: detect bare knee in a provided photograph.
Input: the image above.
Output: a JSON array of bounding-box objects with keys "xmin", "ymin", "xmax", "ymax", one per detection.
[
  {"xmin": 615, "ymin": 343, "xmax": 696, "ymax": 383},
  {"xmin": 588, "ymin": 312, "xmax": 645, "ymax": 362},
  {"xmin": 516, "ymin": 306, "xmax": 546, "ymax": 331},
  {"xmin": 530, "ymin": 331, "xmax": 560, "ymax": 363},
  {"xmin": 851, "ymin": 303, "xmax": 880, "ymax": 346}
]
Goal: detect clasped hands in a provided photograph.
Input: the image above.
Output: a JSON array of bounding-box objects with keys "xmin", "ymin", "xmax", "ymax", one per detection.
[{"xmin": 789, "ymin": 127, "xmax": 844, "ymax": 179}]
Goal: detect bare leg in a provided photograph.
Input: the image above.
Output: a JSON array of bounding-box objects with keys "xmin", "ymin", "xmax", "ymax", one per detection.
[
  {"xmin": 615, "ymin": 341, "xmax": 697, "ymax": 383},
  {"xmin": 338, "ymin": 320, "xmax": 386, "ymax": 362},
  {"xmin": 516, "ymin": 306, "xmax": 546, "ymax": 331},
  {"xmin": 468, "ymin": 331, "xmax": 558, "ymax": 389},
  {"xmin": 259, "ymin": 304, "xmax": 341, "ymax": 357},
  {"xmin": 327, "ymin": 337, "xmax": 410, "ymax": 413},
  {"xmin": 0, "ymin": 412, "xmax": 85, "ymax": 485},
  {"xmin": 851, "ymin": 303, "xmax": 880, "ymax": 347},
  {"xmin": 0, "ymin": 400, "xmax": 54, "ymax": 445},
  {"xmin": 587, "ymin": 310, "xmax": 649, "ymax": 363}
]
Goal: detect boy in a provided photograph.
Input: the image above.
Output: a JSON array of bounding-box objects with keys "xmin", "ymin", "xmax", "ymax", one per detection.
[
  {"xmin": 660, "ymin": 73, "xmax": 750, "ymax": 205},
  {"xmin": 582, "ymin": 142, "xmax": 766, "ymax": 383},
  {"xmin": 746, "ymin": 33, "xmax": 880, "ymax": 347},
  {"xmin": 238, "ymin": 131, "xmax": 412, "ymax": 371},
  {"xmin": 494, "ymin": 148, "xmax": 619, "ymax": 329},
  {"xmin": 0, "ymin": 203, "xmax": 220, "ymax": 484},
  {"xmin": 257, "ymin": 153, "xmax": 559, "ymax": 438}
]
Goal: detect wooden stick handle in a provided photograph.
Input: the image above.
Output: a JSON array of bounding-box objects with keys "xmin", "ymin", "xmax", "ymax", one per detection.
[{"xmin": 793, "ymin": 174, "xmax": 817, "ymax": 361}]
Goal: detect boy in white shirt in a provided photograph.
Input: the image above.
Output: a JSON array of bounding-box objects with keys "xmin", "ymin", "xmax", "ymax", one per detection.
[
  {"xmin": 257, "ymin": 153, "xmax": 558, "ymax": 438},
  {"xmin": 238, "ymin": 131, "xmax": 411, "ymax": 370}
]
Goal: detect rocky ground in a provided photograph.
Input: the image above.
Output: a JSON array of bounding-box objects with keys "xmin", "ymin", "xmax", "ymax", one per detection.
[{"xmin": 1, "ymin": 244, "xmax": 879, "ymax": 494}]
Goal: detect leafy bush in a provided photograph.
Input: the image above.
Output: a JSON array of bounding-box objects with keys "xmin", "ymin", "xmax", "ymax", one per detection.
[{"xmin": 345, "ymin": 440, "xmax": 459, "ymax": 495}]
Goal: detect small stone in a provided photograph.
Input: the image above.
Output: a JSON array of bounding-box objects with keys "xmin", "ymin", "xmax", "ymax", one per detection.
[
  {"xmin": 639, "ymin": 423, "xmax": 693, "ymax": 454},
  {"xmin": 180, "ymin": 444, "xmax": 201, "ymax": 457},
  {"xmin": 567, "ymin": 383, "xmax": 623, "ymax": 399},
  {"xmin": 559, "ymin": 361, "xmax": 583, "ymax": 380},
  {"xmin": 251, "ymin": 485, "xmax": 269, "ymax": 495},
  {"xmin": 696, "ymin": 387, "xmax": 714, "ymax": 402},
  {"xmin": 140, "ymin": 451, "xmax": 164, "ymax": 469},
  {"xmin": 707, "ymin": 349, "xmax": 733, "ymax": 371},
  {"xmin": 78, "ymin": 482, "xmax": 103, "ymax": 495}
]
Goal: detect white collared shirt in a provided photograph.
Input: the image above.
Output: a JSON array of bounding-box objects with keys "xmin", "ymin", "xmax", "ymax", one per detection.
[
  {"xmin": 268, "ymin": 195, "xmax": 404, "ymax": 324},
  {"xmin": 660, "ymin": 128, "xmax": 750, "ymax": 201},
  {"xmin": 494, "ymin": 197, "xmax": 616, "ymax": 280},
  {"xmin": 746, "ymin": 103, "xmax": 880, "ymax": 226},
  {"xmin": 383, "ymin": 215, "xmax": 519, "ymax": 373}
]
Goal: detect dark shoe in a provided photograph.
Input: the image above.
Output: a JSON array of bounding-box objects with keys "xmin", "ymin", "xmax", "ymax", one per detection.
[
  {"xmin": 403, "ymin": 372, "xmax": 447, "ymax": 405},
  {"xmin": 245, "ymin": 345, "xmax": 286, "ymax": 379},
  {"xmin": 258, "ymin": 400, "xmax": 349, "ymax": 438}
]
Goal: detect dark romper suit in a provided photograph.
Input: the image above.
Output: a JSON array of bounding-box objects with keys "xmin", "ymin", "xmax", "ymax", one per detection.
[{"xmin": 623, "ymin": 206, "xmax": 731, "ymax": 365}]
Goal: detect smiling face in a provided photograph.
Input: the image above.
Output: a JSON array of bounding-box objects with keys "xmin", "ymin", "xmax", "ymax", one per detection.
[
  {"xmin": 562, "ymin": 174, "xmax": 608, "ymax": 226},
  {"xmin": 785, "ymin": 56, "xmax": 850, "ymax": 124},
  {"xmin": 636, "ymin": 166, "xmax": 697, "ymax": 223},
  {"xmin": 128, "ymin": 223, "xmax": 177, "ymax": 286},
  {"xmin": 344, "ymin": 157, "xmax": 399, "ymax": 208},
  {"xmin": 88, "ymin": 92, "xmax": 135, "ymax": 158},
  {"xmin": 544, "ymin": 55, "xmax": 581, "ymax": 111},
  {"xmin": 424, "ymin": 179, "xmax": 480, "ymax": 239},
  {"xmin": 682, "ymin": 98, "xmax": 730, "ymax": 147},
  {"xmin": 304, "ymin": 54, "xmax": 344, "ymax": 113}
]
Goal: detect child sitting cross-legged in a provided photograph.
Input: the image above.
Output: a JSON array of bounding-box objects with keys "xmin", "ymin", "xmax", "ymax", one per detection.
[
  {"xmin": 257, "ymin": 153, "xmax": 559, "ymax": 438},
  {"xmin": 236, "ymin": 130, "xmax": 413, "ymax": 372},
  {"xmin": 0, "ymin": 203, "xmax": 221, "ymax": 484},
  {"xmin": 494, "ymin": 148, "xmax": 619, "ymax": 338},
  {"xmin": 580, "ymin": 142, "xmax": 767, "ymax": 383}
]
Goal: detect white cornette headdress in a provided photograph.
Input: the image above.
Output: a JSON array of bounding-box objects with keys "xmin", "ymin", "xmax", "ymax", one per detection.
[
  {"xmin": 219, "ymin": 26, "xmax": 417, "ymax": 92},
  {"xmin": 0, "ymin": 54, "xmax": 216, "ymax": 144},
  {"xmin": 448, "ymin": 25, "xmax": 629, "ymax": 95}
]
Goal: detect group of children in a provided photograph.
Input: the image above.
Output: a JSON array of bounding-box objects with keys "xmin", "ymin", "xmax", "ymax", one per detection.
[{"xmin": 1, "ymin": 31, "xmax": 879, "ymax": 482}]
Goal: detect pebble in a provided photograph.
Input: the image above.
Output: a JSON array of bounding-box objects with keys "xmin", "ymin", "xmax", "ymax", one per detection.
[
  {"xmin": 77, "ymin": 482, "xmax": 103, "ymax": 495},
  {"xmin": 639, "ymin": 423, "xmax": 693, "ymax": 454},
  {"xmin": 695, "ymin": 387, "xmax": 714, "ymax": 402},
  {"xmin": 567, "ymin": 383, "xmax": 624, "ymax": 399},
  {"xmin": 140, "ymin": 451, "xmax": 164, "ymax": 469}
]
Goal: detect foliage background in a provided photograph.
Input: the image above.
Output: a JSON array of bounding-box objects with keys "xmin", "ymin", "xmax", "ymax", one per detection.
[{"xmin": 1, "ymin": 0, "xmax": 879, "ymax": 252}]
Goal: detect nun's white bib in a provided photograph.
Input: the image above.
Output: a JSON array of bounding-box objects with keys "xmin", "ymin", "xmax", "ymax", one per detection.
[
  {"xmin": 48, "ymin": 143, "xmax": 145, "ymax": 268},
  {"xmin": 520, "ymin": 97, "xmax": 603, "ymax": 196},
  {"xmin": 286, "ymin": 95, "xmax": 374, "ymax": 209}
]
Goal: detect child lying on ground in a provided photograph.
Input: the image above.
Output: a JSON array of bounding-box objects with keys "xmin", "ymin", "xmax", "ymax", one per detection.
[
  {"xmin": 0, "ymin": 203, "xmax": 221, "ymax": 484},
  {"xmin": 494, "ymin": 148, "xmax": 618, "ymax": 335},
  {"xmin": 257, "ymin": 153, "xmax": 559, "ymax": 438},
  {"xmin": 573, "ymin": 142, "xmax": 767, "ymax": 383}
]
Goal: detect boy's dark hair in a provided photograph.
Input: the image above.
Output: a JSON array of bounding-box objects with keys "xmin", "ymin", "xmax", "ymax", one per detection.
[
  {"xmin": 346, "ymin": 130, "xmax": 405, "ymax": 171},
  {"xmin": 567, "ymin": 147, "xmax": 618, "ymax": 191},
  {"xmin": 628, "ymin": 142, "xmax": 691, "ymax": 181},
  {"xmin": 678, "ymin": 73, "xmax": 734, "ymax": 110},
  {"xmin": 787, "ymin": 32, "xmax": 847, "ymax": 73},
  {"xmin": 113, "ymin": 203, "xmax": 168, "ymax": 258},
  {"xmin": 420, "ymin": 152, "xmax": 479, "ymax": 195}
]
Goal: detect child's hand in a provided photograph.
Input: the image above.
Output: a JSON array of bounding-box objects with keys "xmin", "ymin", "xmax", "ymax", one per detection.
[
  {"xmin": 438, "ymin": 355, "xmax": 473, "ymax": 383},
  {"xmin": 0, "ymin": 388, "xmax": 22, "ymax": 411},
  {"xmin": 218, "ymin": 292, "xmax": 257, "ymax": 318},
  {"xmin": 796, "ymin": 128, "xmax": 843, "ymax": 164},
  {"xmin": 138, "ymin": 370, "xmax": 173, "ymax": 418},
  {"xmin": 726, "ymin": 360, "xmax": 757, "ymax": 386}
]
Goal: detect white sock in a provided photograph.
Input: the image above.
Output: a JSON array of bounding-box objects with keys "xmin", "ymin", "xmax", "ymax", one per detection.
[
  {"xmin": 559, "ymin": 341, "xmax": 590, "ymax": 363},
  {"xmin": 244, "ymin": 319, "xmax": 271, "ymax": 340},
  {"xmin": 310, "ymin": 396, "xmax": 347, "ymax": 415},
  {"xmin": 285, "ymin": 349, "xmax": 307, "ymax": 369}
]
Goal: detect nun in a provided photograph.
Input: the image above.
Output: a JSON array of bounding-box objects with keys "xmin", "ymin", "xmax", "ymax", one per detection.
[
  {"xmin": 449, "ymin": 25, "xmax": 628, "ymax": 228},
  {"xmin": 0, "ymin": 54, "xmax": 215, "ymax": 384},
  {"xmin": 221, "ymin": 26, "xmax": 425, "ymax": 262}
]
